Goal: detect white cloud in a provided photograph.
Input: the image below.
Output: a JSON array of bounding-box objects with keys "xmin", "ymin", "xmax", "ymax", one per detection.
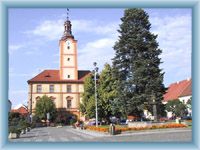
[
  {"xmin": 78, "ymin": 37, "xmax": 116, "ymax": 70},
  {"xmin": 9, "ymin": 44, "xmax": 24, "ymax": 54},
  {"xmin": 25, "ymin": 19, "xmax": 63, "ymax": 40},
  {"xmin": 25, "ymin": 19, "xmax": 119, "ymax": 41},
  {"xmin": 150, "ymin": 14, "xmax": 191, "ymax": 85}
]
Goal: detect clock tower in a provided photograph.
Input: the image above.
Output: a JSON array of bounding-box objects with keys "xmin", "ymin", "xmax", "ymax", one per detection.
[{"xmin": 59, "ymin": 17, "xmax": 78, "ymax": 80}]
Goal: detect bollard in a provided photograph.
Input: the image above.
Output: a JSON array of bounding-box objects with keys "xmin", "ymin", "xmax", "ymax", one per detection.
[{"xmin": 109, "ymin": 124, "xmax": 115, "ymax": 135}]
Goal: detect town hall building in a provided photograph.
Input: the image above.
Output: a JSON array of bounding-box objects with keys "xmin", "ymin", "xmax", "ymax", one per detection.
[{"xmin": 27, "ymin": 14, "xmax": 90, "ymax": 119}]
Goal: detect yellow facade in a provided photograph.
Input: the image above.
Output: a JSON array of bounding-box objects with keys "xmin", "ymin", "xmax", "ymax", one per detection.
[{"xmin": 28, "ymin": 83, "xmax": 84, "ymax": 117}]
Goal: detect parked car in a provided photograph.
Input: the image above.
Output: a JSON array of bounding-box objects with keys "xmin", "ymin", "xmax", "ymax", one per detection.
[
  {"xmin": 119, "ymin": 119, "xmax": 128, "ymax": 125},
  {"xmin": 87, "ymin": 121, "xmax": 101, "ymax": 126},
  {"xmin": 110, "ymin": 117, "xmax": 121, "ymax": 124},
  {"xmin": 181, "ymin": 116, "xmax": 192, "ymax": 120}
]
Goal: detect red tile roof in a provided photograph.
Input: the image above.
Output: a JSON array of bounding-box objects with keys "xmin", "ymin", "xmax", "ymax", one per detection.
[
  {"xmin": 11, "ymin": 106, "xmax": 28, "ymax": 115},
  {"xmin": 163, "ymin": 78, "xmax": 192, "ymax": 102},
  {"xmin": 27, "ymin": 70, "xmax": 90, "ymax": 83}
]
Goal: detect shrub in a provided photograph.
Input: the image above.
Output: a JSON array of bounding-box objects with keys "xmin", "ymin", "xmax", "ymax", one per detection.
[
  {"xmin": 70, "ymin": 118, "xmax": 77, "ymax": 125},
  {"xmin": 9, "ymin": 126, "xmax": 21, "ymax": 134}
]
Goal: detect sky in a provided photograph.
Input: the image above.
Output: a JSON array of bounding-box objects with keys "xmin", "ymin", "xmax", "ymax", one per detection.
[{"xmin": 8, "ymin": 8, "xmax": 192, "ymax": 108}]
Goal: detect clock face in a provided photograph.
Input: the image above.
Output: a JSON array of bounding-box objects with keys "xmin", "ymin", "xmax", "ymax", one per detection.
[
  {"xmin": 65, "ymin": 40, "xmax": 71, "ymax": 50},
  {"xmin": 66, "ymin": 40, "xmax": 71, "ymax": 46}
]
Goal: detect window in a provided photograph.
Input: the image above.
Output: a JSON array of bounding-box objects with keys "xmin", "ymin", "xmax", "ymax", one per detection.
[
  {"xmin": 49, "ymin": 85, "xmax": 54, "ymax": 93},
  {"xmin": 67, "ymin": 100, "xmax": 72, "ymax": 108},
  {"xmin": 67, "ymin": 58, "xmax": 70, "ymax": 61},
  {"xmin": 36, "ymin": 85, "xmax": 42, "ymax": 93},
  {"xmin": 67, "ymin": 46, "xmax": 70, "ymax": 49},
  {"xmin": 67, "ymin": 85, "xmax": 71, "ymax": 93},
  {"xmin": 67, "ymin": 75, "xmax": 70, "ymax": 78}
]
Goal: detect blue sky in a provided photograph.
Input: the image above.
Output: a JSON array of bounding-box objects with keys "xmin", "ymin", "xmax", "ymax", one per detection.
[{"xmin": 9, "ymin": 8, "xmax": 191, "ymax": 108}]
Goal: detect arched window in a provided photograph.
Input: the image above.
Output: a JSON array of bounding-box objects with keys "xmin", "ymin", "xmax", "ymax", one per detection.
[{"xmin": 66, "ymin": 96, "xmax": 73, "ymax": 109}]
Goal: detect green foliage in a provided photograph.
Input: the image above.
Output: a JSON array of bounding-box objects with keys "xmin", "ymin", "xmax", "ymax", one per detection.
[
  {"xmin": 35, "ymin": 95, "xmax": 57, "ymax": 121},
  {"xmin": 165, "ymin": 100, "xmax": 188, "ymax": 117},
  {"xmin": 9, "ymin": 112, "xmax": 20, "ymax": 121},
  {"xmin": 69, "ymin": 118, "xmax": 77, "ymax": 125},
  {"xmin": 19, "ymin": 119, "xmax": 28, "ymax": 130},
  {"xmin": 80, "ymin": 74, "xmax": 96, "ymax": 119},
  {"xmin": 9, "ymin": 126, "xmax": 21, "ymax": 134},
  {"xmin": 98, "ymin": 63, "xmax": 119, "ymax": 121},
  {"xmin": 8, "ymin": 112, "xmax": 29, "ymax": 134},
  {"xmin": 112, "ymin": 8, "xmax": 165, "ymax": 117},
  {"xmin": 187, "ymin": 97, "xmax": 192, "ymax": 109},
  {"xmin": 157, "ymin": 103, "xmax": 167, "ymax": 117}
]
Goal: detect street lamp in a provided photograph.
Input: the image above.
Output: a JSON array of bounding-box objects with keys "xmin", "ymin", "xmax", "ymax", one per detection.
[{"xmin": 93, "ymin": 62, "xmax": 99, "ymax": 127}]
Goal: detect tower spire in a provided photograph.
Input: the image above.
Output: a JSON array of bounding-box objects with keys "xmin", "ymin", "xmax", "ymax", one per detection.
[
  {"xmin": 61, "ymin": 8, "xmax": 74, "ymax": 40},
  {"xmin": 67, "ymin": 8, "xmax": 69, "ymax": 21}
]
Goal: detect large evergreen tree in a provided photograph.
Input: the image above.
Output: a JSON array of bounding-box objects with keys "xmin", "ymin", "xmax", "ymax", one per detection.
[{"xmin": 113, "ymin": 8, "xmax": 165, "ymax": 117}]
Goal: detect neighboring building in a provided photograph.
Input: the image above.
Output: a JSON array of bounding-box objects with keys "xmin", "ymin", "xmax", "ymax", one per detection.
[
  {"xmin": 8, "ymin": 100, "xmax": 12, "ymax": 112},
  {"xmin": 11, "ymin": 104, "xmax": 29, "ymax": 116},
  {"xmin": 163, "ymin": 78, "xmax": 192, "ymax": 118},
  {"xmin": 27, "ymin": 14, "xmax": 90, "ymax": 119}
]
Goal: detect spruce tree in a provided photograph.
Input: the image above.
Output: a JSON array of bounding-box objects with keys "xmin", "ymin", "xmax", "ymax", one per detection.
[{"xmin": 113, "ymin": 8, "xmax": 165, "ymax": 118}]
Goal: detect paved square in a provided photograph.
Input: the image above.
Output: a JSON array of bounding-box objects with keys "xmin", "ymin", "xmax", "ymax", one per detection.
[{"xmin": 9, "ymin": 126, "xmax": 192, "ymax": 142}]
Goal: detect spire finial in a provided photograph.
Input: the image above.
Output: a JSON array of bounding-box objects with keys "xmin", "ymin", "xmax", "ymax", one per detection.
[{"xmin": 67, "ymin": 8, "xmax": 69, "ymax": 21}]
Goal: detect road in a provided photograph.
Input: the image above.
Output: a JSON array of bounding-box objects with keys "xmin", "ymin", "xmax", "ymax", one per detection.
[{"xmin": 9, "ymin": 126, "xmax": 192, "ymax": 142}]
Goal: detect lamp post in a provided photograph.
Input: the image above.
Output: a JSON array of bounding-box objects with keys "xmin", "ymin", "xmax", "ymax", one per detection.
[{"xmin": 93, "ymin": 62, "xmax": 99, "ymax": 127}]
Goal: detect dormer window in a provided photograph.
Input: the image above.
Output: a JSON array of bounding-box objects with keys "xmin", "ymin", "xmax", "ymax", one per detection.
[{"xmin": 45, "ymin": 73, "xmax": 51, "ymax": 78}]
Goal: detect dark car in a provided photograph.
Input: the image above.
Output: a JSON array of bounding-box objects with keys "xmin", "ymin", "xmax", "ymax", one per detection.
[
  {"xmin": 181, "ymin": 116, "xmax": 192, "ymax": 120},
  {"xmin": 120, "ymin": 119, "xmax": 127, "ymax": 125}
]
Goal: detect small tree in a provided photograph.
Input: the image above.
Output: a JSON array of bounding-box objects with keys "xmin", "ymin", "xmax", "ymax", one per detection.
[
  {"xmin": 35, "ymin": 95, "xmax": 56, "ymax": 121},
  {"xmin": 165, "ymin": 100, "xmax": 187, "ymax": 117},
  {"xmin": 79, "ymin": 74, "xmax": 96, "ymax": 119},
  {"xmin": 98, "ymin": 63, "xmax": 118, "ymax": 122}
]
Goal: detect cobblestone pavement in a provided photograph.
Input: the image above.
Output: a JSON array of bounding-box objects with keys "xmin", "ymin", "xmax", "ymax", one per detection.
[{"xmin": 9, "ymin": 126, "xmax": 192, "ymax": 142}]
